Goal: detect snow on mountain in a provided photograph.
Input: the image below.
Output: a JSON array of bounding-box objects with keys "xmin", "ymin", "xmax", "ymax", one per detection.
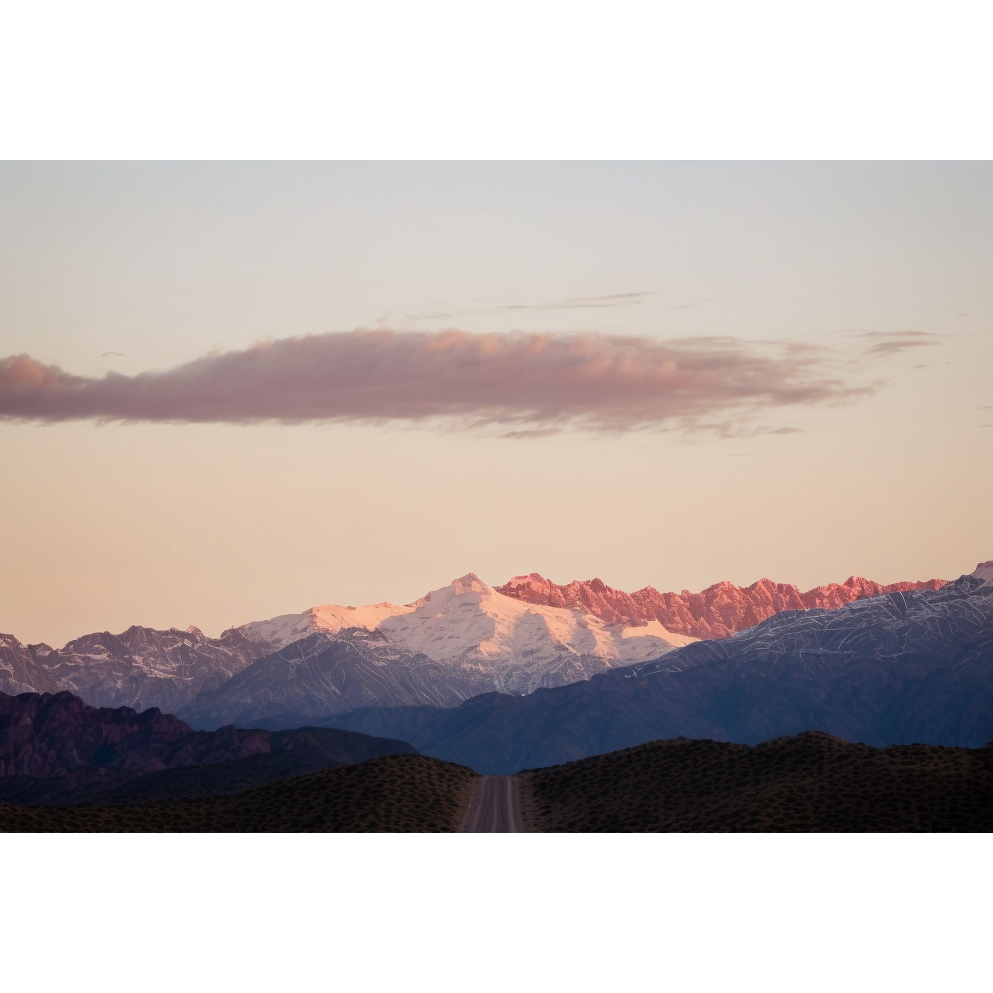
[
  {"xmin": 236, "ymin": 601, "xmax": 415, "ymax": 650},
  {"xmin": 236, "ymin": 573, "xmax": 696, "ymax": 667}
]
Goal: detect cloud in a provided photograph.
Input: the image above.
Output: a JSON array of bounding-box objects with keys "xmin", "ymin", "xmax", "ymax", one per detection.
[
  {"xmin": 664, "ymin": 297, "xmax": 715, "ymax": 311},
  {"xmin": 407, "ymin": 292, "xmax": 653, "ymax": 321},
  {"xmin": 97, "ymin": 350, "xmax": 125, "ymax": 358},
  {"xmin": 856, "ymin": 330, "xmax": 943, "ymax": 358},
  {"xmin": 0, "ymin": 329, "xmax": 871, "ymax": 435},
  {"xmin": 865, "ymin": 339, "xmax": 942, "ymax": 358}
]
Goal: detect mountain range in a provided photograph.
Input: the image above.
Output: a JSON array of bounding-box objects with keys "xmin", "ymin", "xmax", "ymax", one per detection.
[
  {"xmin": 0, "ymin": 569, "xmax": 946, "ymax": 722},
  {"xmin": 307, "ymin": 568, "xmax": 993, "ymax": 772},
  {"xmin": 2, "ymin": 563, "xmax": 988, "ymax": 776}
]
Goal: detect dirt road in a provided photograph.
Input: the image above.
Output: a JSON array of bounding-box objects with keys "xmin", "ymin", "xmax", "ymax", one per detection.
[{"xmin": 462, "ymin": 775, "xmax": 524, "ymax": 832}]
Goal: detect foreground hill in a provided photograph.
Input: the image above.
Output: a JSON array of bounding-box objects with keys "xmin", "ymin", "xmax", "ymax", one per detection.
[
  {"xmin": 0, "ymin": 754, "xmax": 477, "ymax": 832},
  {"xmin": 0, "ymin": 690, "xmax": 417, "ymax": 805},
  {"xmin": 2, "ymin": 734, "xmax": 986, "ymax": 832},
  {"xmin": 519, "ymin": 733, "xmax": 991, "ymax": 832},
  {"xmin": 315, "ymin": 569, "xmax": 993, "ymax": 773},
  {"xmin": 497, "ymin": 572, "xmax": 947, "ymax": 639}
]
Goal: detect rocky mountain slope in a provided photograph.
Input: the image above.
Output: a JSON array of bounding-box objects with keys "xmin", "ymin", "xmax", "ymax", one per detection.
[
  {"xmin": 180, "ymin": 617, "xmax": 686, "ymax": 731},
  {"xmin": 314, "ymin": 566, "xmax": 993, "ymax": 773},
  {"xmin": 0, "ymin": 625, "xmax": 269, "ymax": 713},
  {"xmin": 0, "ymin": 689, "xmax": 417, "ymax": 805},
  {"xmin": 496, "ymin": 572, "xmax": 947, "ymax": 639}
]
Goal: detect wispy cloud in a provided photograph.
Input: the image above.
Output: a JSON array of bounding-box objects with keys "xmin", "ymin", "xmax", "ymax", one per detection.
[
  {"xmin": 0, "ymin": 329, "xmax": 871, "ymax": 436},
  {"xmin": 407, "ymin": 292, "xmax": 654, "ymax": 321},
  {"xmin": 663, "ymin": 297, "xmax": 715, "ymax": 311},
  {"xmin": 856, "ymin": 330, "xmax": 943, "ymax": 358},
  {"xmin": 97, "ymin": 351, "xmax": 125, "ymax": 358}
]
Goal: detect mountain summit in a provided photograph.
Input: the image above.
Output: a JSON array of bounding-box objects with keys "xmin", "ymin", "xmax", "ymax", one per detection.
[{"xmin": 235, "ymin": 574, "xmax": 696, "ymax": 668}]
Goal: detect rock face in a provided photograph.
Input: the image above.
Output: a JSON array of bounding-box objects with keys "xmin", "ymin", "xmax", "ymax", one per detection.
[
  {"xmin": 0, "ymin": 689, "xmax": 418, "ymax": 805},
  {"xmin": 0, "ymin": 625, "xmax": 271, "ymax": 714},
  {"xmin": 496, "ymin": 572, "xmax": 948, "ymax": 639},
  {"xmin": 316, "ymin": 573, "xmax": 993, "ymax": 774}
]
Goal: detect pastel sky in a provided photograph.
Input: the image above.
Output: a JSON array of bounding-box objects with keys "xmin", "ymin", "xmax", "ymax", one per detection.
[{"xmin": 1, "ymin": 161, "xmax": 990, "ymax": 647}]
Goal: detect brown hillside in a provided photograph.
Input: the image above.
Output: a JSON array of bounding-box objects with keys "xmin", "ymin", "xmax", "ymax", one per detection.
[
  {"xmin": 518, "ymin": 733, "xmax": 991, "ymax": 832},
  {"xmin": 0, "ymin": 754, "xmax": 477, "ymax": 833}
]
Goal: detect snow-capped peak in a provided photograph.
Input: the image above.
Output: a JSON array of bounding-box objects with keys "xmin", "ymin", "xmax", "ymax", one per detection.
[
  {"xmin": 449, "ymin": 573, "xmax": 489, "ymax": 595},
  {"xmin": 237, "ymin": 573, "xmax": 697, "ymax": 665},
  {"xmin": 971, "ymin": 560, "xmax": 993, "ymax": 584}
]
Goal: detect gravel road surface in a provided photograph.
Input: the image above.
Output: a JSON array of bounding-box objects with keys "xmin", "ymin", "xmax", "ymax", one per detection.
[{"xmin": 462, "ymin": 776, "xmax": 524, "ymax": 832}]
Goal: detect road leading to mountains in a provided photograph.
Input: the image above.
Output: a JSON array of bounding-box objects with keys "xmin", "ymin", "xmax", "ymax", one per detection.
[{"xmin": 462, "ymin": 776, "xmax": 524, "ymax": 832}]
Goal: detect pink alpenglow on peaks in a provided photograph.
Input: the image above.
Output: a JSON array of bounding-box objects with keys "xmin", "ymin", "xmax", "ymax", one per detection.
[{"xmin": 496, "ymin": 572, "xmax": 949, "ymax": 640}]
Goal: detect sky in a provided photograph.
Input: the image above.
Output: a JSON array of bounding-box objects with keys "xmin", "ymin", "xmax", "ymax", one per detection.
[{"xmin": 1, "ymin": 161, "xmax": 991, "ymax": 647}]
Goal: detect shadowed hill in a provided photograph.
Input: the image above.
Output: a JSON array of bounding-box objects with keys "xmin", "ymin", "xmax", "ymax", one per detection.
[
  {"xmin": 0, "ymin": 754, "xmax": 477, "ymax": 832},
  {"xmin": 0, "ymin": 690, "xmax": 418, "ymax": 805},
  {"xmin": 519, "ymin": 733, "xmax": 992, "ymax": 832}
]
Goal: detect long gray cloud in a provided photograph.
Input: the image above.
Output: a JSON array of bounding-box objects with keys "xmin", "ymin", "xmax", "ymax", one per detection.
[{"xmin": 0, "ymin": 329, "xmax": 870, "ymax": 435}]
